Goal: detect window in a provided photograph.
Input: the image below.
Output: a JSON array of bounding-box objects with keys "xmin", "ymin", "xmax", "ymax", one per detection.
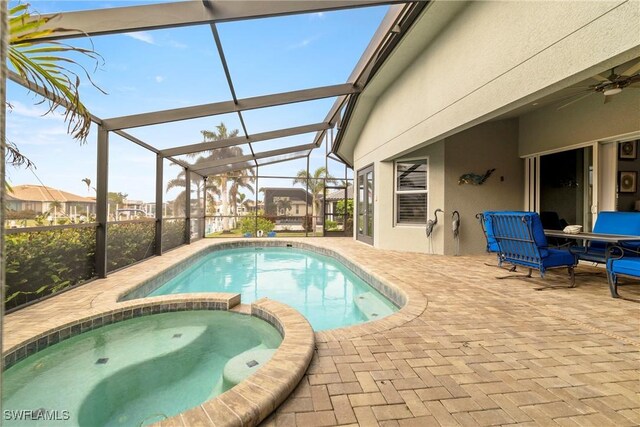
[{"xmin": 395, "ymin": 159, "xmax": 428, "ymax": 224}]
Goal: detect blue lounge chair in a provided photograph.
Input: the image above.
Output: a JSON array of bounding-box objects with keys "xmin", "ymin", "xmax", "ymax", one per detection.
[
  {"xmin": 267, "ymin": 231, "xmax": 276, "ymax": 238},
  {"xmin": 476, "ymin": 211, "xmax": 517, "ymax": 271},
  {"xmin": 476, "ymin": 212, "xmax": 500, "ymax": 254},
  {"xmin": 607, "ymin": 249, "xmax": 640, "ymax": 298},
  {"xmin": 243, "ymin": 232, "xmax": 252, "ymax": 238},
  {"xmin": 487, "ymin": 211, "xmax": 577, "ymax": 288},
  {"xmin": 570, "ymin": 211, "xmax": 640, "ymax": 264}
]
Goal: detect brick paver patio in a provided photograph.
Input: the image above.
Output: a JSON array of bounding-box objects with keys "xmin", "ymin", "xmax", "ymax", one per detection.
[
  {"xmin": 261, "ymin": 238, "xmax": 640, "ymax": 426},
  {"xmin": 4, "ymin": 237, "xmax": 639, "ymax": 426}
]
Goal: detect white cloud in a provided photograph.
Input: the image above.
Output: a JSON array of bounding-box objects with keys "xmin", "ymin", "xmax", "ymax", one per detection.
[
  {"xmin": 288, "ymin": 36, "xmax": 319, "ymax": 50},
  {"xmin": 155, "ymin": 75, "xmax": 165, "ymax": 83},
  {"xmin": 6, "ymin": 101, "xmax": 65, "ymax": 120},
  {"xmin": 168, "ymin": 40, "xmax": 188, "ymax": 49},
  {"xmin": 124, "ymin": 31, "xmax": 156, "ymax": 44}
]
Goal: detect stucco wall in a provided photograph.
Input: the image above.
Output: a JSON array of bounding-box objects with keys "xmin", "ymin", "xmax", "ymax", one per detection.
[
  {"xmin": 350, "ymin": 0, "xmax": 639, "ymax": 254},
  {"xmin": 443, "ymin": 119, "xmax": 523, "ymax": 255},
  {"xmin": 361, "ymin": 141, "xmax": 445, "ymax": 253},
  {"xmin": 519, "ymin": 87, "xmax": 640, "ymax": 156},
  {"xmin": 351, "ymin": 0, "xmax": 639, "ymax": 165}
]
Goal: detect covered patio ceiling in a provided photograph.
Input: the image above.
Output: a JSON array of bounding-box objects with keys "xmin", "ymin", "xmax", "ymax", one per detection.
[{"xmin": 11, "ymin": 0, "xmax": 428, "ymax": 175}]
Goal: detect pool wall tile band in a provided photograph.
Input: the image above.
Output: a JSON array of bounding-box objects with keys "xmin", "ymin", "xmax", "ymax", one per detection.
[
  {"xmin": 120, "ymin": 240, "xmax": 408, "ymax": 309},
  {"xmin": 2, "ymin": 295, "xmax": 237, "ymax": 370}
]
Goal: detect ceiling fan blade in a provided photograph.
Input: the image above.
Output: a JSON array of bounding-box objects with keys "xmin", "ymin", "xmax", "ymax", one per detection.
[
  {"xmin": 621, "ymin": 61, "xmax": 640, "ymax": 76},
  {"xmin": 557, "ymin": 92, "xmax": 595, "ymax": 110},
  {"xmin": 603, "ymin": 94, "xmax": 612, "ymax": 104}
]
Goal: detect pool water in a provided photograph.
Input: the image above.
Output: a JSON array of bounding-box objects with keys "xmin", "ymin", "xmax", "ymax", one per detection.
[
  {"xmin": 2, "ymin": 311, "xmax": 282, "ymax": 426},
  {"xmin": 149, "ymin": 247, "xmax": 398, "ymax": 330}
]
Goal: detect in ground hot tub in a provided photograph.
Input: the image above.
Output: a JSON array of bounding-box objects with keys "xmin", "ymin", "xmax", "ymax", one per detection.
[{"xmin": 2, "ymin": 310, "xmax": 282, "ymax": 426}]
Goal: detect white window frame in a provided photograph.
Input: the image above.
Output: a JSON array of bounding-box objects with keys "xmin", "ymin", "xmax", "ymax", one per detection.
[{"xmin": 394, "ymin": 157, "xmax": 429, "ymax": 226}]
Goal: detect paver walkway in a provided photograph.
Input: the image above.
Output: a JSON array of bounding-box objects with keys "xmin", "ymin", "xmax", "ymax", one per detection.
[
  {"xmin": 261, "ymin": 238, "xmax": 640, "ymax": 426},
  {"xmin": 4, "ymin": 237, "xmax": 639, "ymax": 426}
]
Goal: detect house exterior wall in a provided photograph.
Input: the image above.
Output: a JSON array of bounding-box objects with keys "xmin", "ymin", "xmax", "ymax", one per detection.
[
  {"xmin": 519, "ymin": 87, "xmax": 640, "ymax": 157},
  {"xmin": 362, "ymin": 141, "xmax": 445, "ymax": 254},
  {"xmin": 351, "ymin": 0, "xmax": 639, "ymax": 166},
  {"xmin": 443, "ymin": 119, "xmax": 523, "ymax": 255},
  {"xmin": 350, "ymin": 0, "xmax": 639, "ymax": 254}
]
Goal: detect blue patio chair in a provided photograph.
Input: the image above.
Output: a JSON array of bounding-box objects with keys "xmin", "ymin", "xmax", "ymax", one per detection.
[
  {"xmin": 607, "ymin": 248, "xmax": 640, "ymax": 298},
  {"xmin": 243, "ymin": 232, "xmax": 252, "ymax": 238},
  {"xmin": 476, "ymin": 211, "xmax": 517, "ymax": 271},
  {"xmin": 267, "ymin": 231, "xmax": 276, "ymax": 238},
  {"xmin": 570, "ymin": 211, "xmax": 640, "ymax": 264},
  {"xmin": 488, "ymin": 211, "xmax": 577, "ymax": 288},
  {"xmin": 476, "ymin": 212, "xmax": 499, "ymax": 254}
]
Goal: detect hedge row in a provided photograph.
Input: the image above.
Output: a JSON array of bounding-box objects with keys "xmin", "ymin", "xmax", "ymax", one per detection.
[{"xmin": 5, "ymin": 220, "xmax": 188, "ymax": 310}]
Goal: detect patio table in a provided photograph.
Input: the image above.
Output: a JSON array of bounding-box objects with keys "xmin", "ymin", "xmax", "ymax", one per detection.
[
  {"xmin": 544, "ymin": 230, "xmax": 640, "ymax": 293},
  {"xmin": 543, "ymin": 230, "xmax": 640, "ymax": 244}
]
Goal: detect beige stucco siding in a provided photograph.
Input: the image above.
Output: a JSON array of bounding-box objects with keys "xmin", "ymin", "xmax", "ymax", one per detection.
[
  {"xmin": 369, "ymin": 141, "xmax": 446, "ymax": 253},
  {"xmin": 351, "ymin": 0, "xmax": 639, "ymax": 165},
  {"xmin": 444, "ymin": 119, "xmax": 523, "ymax": 255},
  {"xmin": 519, "ymin": 87, "xmax": 640, "ymax": 156}
]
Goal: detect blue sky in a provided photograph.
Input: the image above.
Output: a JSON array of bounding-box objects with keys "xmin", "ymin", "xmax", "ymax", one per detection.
[{"xmin": 6, "ymin": 1, "xmax": 387, "ymax": 202}]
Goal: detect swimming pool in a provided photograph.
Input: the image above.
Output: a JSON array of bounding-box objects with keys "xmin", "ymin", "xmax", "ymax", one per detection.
[
  {"xmin": 147, "ymin": 247, "xmax": 398, "ymax": 330},
  {"xmin": 2, "ymin": 311, "xmax": 282, "ymax": 426}
]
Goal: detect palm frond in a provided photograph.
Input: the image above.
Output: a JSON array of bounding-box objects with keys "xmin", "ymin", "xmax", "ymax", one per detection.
[{"xmin": 8, "ymin": 3, "xmax": 105, "ymax": 142}]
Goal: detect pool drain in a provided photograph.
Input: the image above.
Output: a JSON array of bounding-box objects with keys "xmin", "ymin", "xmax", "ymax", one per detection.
[
  {"xmin": 172, "ymin": 333, "xmax": 182, "ymax": 338},
  {"xmin": 246, "ymin": 360, "xmax": 259, "ymax": 368},
  {"xmin": 95, "ymin": 358, "xmax": 109, "ymax": 364}
]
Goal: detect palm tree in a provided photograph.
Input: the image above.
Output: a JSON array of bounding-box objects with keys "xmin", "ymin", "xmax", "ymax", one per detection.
[
  {"xmin": 292, "ymin": 167, "xmax": 336, "ymax": 226},
  {"xmin": 164, "ymin": 123, "xmax": 256, "ymax": 232},
  {"xmin": 276, "ymin": 198, "xmax": 292, "ymax": 215},
  {"xmin": 47, "ymin": 200, "xmax": 63, "ymax": 224},
  {"xmin": 201, "ymin": 124, "xmax": 238, "ymax": 232},
  {"xmin": 236, "ymin": 193, "xmax": 252, "ymax": 214},
  {"xmin": 228, "ymin": 169, "xmax": 255, "ymax": 226},
  {"xmin": 8, "ymin": 3, "xmax": 103, "ymax": 144}
]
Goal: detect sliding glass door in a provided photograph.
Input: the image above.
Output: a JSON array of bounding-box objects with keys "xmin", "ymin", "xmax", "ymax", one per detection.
[
  {"xmin": 538, "ymin": 146, "xmax": 594, "ymax": 231},
  {"xmin": 356, "ymin": 165, "xmax": 374, "ymax": 244}
]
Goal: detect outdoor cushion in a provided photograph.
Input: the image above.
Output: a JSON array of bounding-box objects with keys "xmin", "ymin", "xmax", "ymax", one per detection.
[
  {"xmin": 572, "ymin": 211, "xmax": 640, "ymax": 263},
  {"xmin": 481, "ymin": 211, "xmax": 500, "ymax": 253},
  {"xmin": 607, "ymin": 256, "xmax": 640, "ymax": 297},
  {"xmin": 490, "ymin": 211, "xmax": 549, "ymax": 257},
  {"xmin": 608, "ymin": 258, "xmax": 640, "ymax": 278},
  {"xmin": 592, "ymin": 212, "xmax": 640, "ymax": 250},
  {"xmin": 542, "ymin": 249, "xmax": 576, "ymax": 269},
  {"xmin": 482, "ymin": 211, "xmax": 547, "ymax": 252}
]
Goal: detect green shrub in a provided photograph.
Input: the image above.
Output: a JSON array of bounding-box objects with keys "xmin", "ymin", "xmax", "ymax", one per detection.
[
  {"xmin": 239, "ymin": 216, "xmax": 275, "ymax": 235},
  {"xmin": 325, "ymin": 220, "xmax": 338, "ymax": 230},
  {"xmin": 5, "ymin": 227, "xmax": 96, "ymax": 309},
  {"xmin": 162, "ymin": 219, "xmax": 186, "ymax": 251},
  {"xmin": 107, "ymin": 221, "xmax": 156, "ymax": 272}
]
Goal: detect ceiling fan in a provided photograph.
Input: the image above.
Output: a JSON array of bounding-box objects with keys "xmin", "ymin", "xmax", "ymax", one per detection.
[{"xmin": 557, "ymin": 60, "xmax": 640, "ymax": 110}]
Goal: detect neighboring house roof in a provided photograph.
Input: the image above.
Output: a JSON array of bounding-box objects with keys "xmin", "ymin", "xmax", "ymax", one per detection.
[
  {"xmin": 7, "ymin": 185, "xmax": 96, "ymax": 203},
  {"xmin": 324, "ymin": 185, "xmax": 353, "ymax": 201}
]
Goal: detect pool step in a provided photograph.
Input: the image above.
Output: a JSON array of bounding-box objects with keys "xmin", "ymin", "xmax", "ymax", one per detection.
[
  {"xmin": 354, "ymin": 292, "xmax": 393, "ymax": 321},
  {"xmin": 223, "ymin": 348, "xmax": 276, "ymax": 386}
]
